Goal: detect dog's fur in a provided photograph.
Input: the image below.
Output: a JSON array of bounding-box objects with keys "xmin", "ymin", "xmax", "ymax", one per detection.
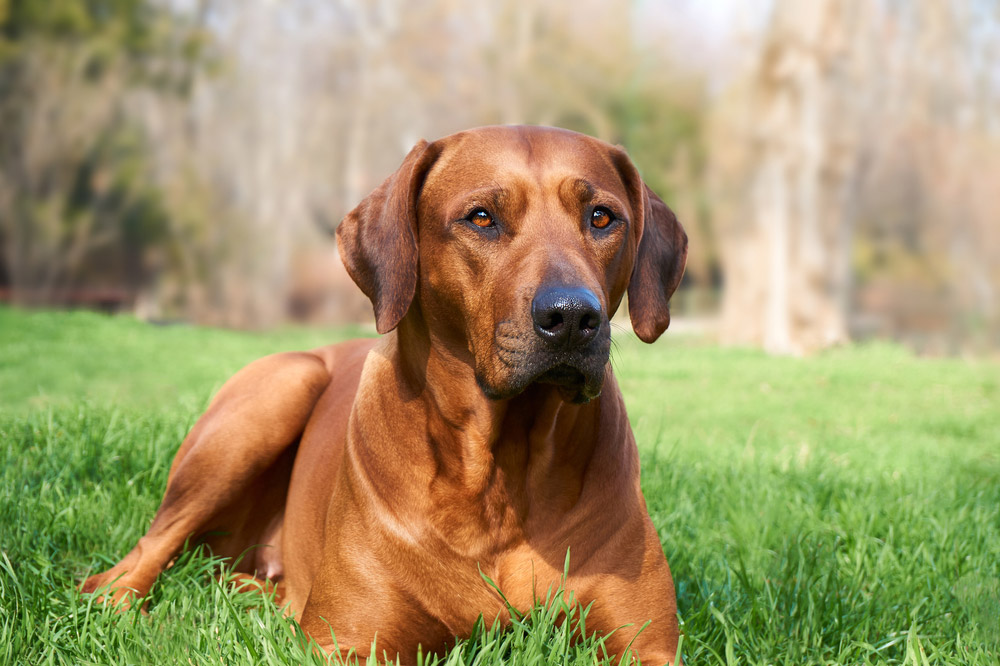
[{"xmin": 82, "ymin": 125, "xmax": 688, "ymax": 665}]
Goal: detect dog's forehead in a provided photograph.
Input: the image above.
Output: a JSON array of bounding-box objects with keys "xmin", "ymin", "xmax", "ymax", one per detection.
[{"xmin": 422, "ymin": 126, "xmax": 627, "ymax": 200}]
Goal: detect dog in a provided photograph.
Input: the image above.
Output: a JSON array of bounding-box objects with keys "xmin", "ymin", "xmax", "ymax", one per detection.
[{"xmin": 82, "ymin": 125, "xmax": 688, "ymax": 665}]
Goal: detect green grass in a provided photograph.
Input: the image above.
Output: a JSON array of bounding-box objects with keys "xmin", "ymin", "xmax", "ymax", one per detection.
[{"xmin": 2, "ymin": 306, "xmax": 998, "ymax": 664}]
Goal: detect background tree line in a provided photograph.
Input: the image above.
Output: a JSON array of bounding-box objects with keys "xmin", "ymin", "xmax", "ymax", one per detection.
[{"xmin": 1, "ymin": 0, "xmax": 997, "ymax": 353}]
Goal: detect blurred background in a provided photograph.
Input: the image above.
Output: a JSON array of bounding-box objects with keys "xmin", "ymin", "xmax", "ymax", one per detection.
[{"xmin": 1, "ymin": 0, "xmax": 997, "ymax": 355}]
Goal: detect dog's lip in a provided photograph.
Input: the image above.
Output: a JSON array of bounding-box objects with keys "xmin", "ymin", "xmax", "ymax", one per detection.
[
  {"xmin": 529, "ymin": 356, "xmax": 607, "ymax": 403},
  {"xmin": 534, "ymin": 363, "xmax": 588, "ymax": 387},
  {"xmin": 478, "ymin": 345, "xmax": 609, "ymax": 402},
  {"xmin": 522, "ymin": 344, "xmax": 610, "ymax": 399},
  {"xmin": 483, "ymin": 322, "xmax": 611, "ymax": 401}
]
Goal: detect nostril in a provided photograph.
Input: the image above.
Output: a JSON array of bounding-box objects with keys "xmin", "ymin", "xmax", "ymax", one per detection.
[
  {"xmin": 539, "ymin": 311, "xmax": 564, "ymax": 332},
  {"xmin": 579, "ymin": 310, "xmax": 600, "ymax": 332}
]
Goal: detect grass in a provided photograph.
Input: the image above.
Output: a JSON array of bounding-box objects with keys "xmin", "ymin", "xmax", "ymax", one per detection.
[{"xmin": 1, "ymin": 305, "xmax": 998, "ymax": 664}]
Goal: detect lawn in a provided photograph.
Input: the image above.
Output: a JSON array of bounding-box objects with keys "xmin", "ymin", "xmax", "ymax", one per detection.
[{"xmin": 1, "ymin": 306, "xmax": 998, "ymax": 665}]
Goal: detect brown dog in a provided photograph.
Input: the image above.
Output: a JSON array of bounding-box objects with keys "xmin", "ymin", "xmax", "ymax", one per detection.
[{"xmin": 82, "ymin": 125, "xmax": 688, "ymax": 665}]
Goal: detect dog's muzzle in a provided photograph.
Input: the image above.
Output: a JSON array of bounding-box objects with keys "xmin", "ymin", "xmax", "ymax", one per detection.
[{"xmin": 478, "ymin": 286, "xmax": 611, "ymax": 403}]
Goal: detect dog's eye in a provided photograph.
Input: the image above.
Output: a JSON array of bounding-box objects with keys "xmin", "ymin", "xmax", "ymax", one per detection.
[
  {"xmin": 591, "ymin": 206, "xmax": 615, "ymax": 229},
  {"xmin": 467, "ymin": 208, "xmax": 495, "ymax": 228}
]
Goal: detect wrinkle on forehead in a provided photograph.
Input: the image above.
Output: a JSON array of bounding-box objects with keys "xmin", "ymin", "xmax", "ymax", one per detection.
[
  {"xmin": 420, "ymin": 129, "xmax": 630, "ymax": 218},
  {"xmin": 558, "ymin": 178, "xmax": 595, "ymax": 214},
  {"xmin": 516, "ymin": 127, "xmax": 537, "ymax": 165},
  {"xmin": 440, "ymin": 129, "xmax": 603, "ymax": 172}
]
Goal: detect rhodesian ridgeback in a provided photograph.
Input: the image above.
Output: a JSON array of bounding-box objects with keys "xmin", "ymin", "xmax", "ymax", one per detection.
[{"xmin": 82, "ymin": 125, "xmax": 688, "ymax": 664}]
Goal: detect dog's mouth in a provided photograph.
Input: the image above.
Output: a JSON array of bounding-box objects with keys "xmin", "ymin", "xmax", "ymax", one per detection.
[
  {"xmin": 536, "ymin": 363, "xmax": 587, "ymax": 386},
  {"xmin": 477, "ymin": 335, "xmax": 610, "ymax": 404},
  {"xmin": 534, "ymin": 363, "xmax": 603, "ymax": 404}
]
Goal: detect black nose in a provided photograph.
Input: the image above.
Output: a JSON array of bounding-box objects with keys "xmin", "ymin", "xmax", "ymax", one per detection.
[{"xmin": 531, "ymin": 286, "xmax": 603, "ymax": 349}]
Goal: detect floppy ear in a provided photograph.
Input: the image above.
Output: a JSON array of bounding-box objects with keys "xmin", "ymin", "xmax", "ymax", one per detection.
[
  {"xmin": 627, "ymin": 184, "xmax": 689, "ymax": 343},
  {"xmin": 336, "ymin": 140, "xmax": 440, "ymax": 334}
]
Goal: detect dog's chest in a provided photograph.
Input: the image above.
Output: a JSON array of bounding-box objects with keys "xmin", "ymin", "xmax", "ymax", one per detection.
[{"xmin": 426, "ymin": 542, "xmax": 577, "ymax": 634}]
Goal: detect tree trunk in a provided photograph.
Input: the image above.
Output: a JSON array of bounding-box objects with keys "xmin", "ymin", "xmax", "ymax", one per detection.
[{"xmin": 715, "ymin": 0, "xmax": 870, "ymax": 354}]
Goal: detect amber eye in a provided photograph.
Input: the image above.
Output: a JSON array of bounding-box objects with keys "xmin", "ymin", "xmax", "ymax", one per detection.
[
  {"xmin": 591, "ymin": 206, "xmax": 614, "ymax": 229},
  {"xmin": 468, "ymin": 208, "xmax": 494, "ymax": 228}
]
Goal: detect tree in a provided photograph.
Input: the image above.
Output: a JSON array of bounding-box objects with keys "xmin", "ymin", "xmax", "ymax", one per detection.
[
  {"xmin": 0, "ymin": 0, "xmax": 207, "ymax": 306},
  {"xmin": 709, "ymin": 0, "xmax": 879, "ymax": 355},
  {"xmin": 710, "ymin": 0, "xmax": 1000, "ymax": 354}
]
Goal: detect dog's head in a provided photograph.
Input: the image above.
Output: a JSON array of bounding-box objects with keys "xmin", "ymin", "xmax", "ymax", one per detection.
[{"xmin": 338, "ymin": 126, "xmax": 687, "ymax": 403}]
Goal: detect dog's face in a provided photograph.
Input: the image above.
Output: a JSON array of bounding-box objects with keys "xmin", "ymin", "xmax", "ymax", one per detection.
[
  {"xmin": 416, "ymin": 128, "xmax": 640, "ymax": 402},
  {"xmin": 338, "ymin": 126, "xmax": 687, "ymax": 403}
]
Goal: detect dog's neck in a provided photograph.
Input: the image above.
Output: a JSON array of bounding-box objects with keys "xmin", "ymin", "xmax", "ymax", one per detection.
[
  {"xmin": 384, "ymin": 314, "xmax": 608, "ymax": 491},
  {"xmin": 350, "ymin": 315, "xmax": 632, "ymax": 556}
]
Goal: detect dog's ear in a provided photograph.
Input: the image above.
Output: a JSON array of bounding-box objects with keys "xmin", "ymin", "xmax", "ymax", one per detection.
[
  {"xmin": 337, "ymin": 140, "xmax": 440, "ymax": 334},
  {"xmin": 627, "ymin": 184, "xmax": 689, "ymax": 343}
]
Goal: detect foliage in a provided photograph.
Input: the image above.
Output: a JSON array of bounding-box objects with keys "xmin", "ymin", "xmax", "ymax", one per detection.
[
  {"xmin": 1, "ymin": 308, "xmax": 998, "ymax": 664},
  {"xmin": 1, "ymin": 1, "xmax": 718, "ymax": 327},
  {"xmin": 0, "ymin": 0, "xmax": 210, "ymax": 86},
  {"xmin": 0, "ymin": 0, "xmax": 211, "ymax": 303}
]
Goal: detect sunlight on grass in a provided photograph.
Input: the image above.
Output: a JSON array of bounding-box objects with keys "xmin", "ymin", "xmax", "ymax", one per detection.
[{"xmin": 1, "ymin": 307, "xmax": 997, "ymax": 664}]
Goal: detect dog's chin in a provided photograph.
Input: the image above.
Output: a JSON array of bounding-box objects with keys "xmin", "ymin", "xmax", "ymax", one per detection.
[
  {"xmin": 477, "ymin": 360, "xmax": 607, "ymax": 404},
  {"xmin": 535, "ymin": 364, "xmax": 606, "ymax": 404}
]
